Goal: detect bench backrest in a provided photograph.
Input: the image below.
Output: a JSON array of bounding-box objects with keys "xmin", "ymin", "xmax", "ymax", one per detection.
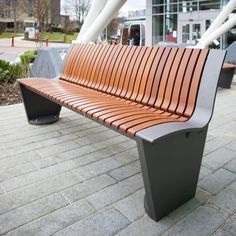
[{"xmin": 61, "ymin": 44, "xmax": 209, "ymax": 118}]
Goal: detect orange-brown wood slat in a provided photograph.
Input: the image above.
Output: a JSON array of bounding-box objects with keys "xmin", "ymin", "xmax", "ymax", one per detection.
[
  {"xmin": 184, "ymin": 49, "xmax": 209, "ymax": 117},
  {"xmin": 111, "ymin": 46, "xmax": 136, "ymax": 96},
  {"xmin": 167, "ymin": 49, "xmax": 193, "ymax": 114},
  {"xmin": 154, "ymin": 48, "xmax": 178, "ymax": 109},
  {"xmin": 118, "ymin": 47, "xmax": 142, "ymax": 97},
  {"xmin": 127, "ymin": 116, "xmax": 187, "ymax": 136},
  {"xmin": 160, "ymin": 48, "xmax": 185, "ymax": 112},
  {"xmin": 136, "ymin": 47, "xmax": 160, "ymax": 103},
  {"xmin": 124, "ymin": 47, "xmax": 147, "ymax": 99},
  {"xmin": 130, "ymin": 47, "xmax": 153, "ymax": 101},
  {"xmin": 175, "ymin": 49, "xmax": 201, "ymax": 116},
  {"xmin": 147, "ymin": 47, "xmax": 171, "ymax": 107}
]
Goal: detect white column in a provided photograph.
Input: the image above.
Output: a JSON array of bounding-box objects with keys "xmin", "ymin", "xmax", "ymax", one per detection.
[
  {"xmin": 76, "ymin": 0, "xmax": 109, "ymax": 42},
  {"xmin": 197, "ymin": 0, "xmax": 236, "ymax": 48},
  {"xmin": 78, "ymin": 0, "xmax": 127, "ymax": 43},
  {"xmin": 146, "ymin": 0, "xmax": 153, "ymax": 46}
]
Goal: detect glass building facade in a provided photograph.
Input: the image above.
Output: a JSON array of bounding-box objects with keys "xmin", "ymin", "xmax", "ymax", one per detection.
[{"xmin": 147, "ymin": 0, "xmax": 236, "ymax": 48}]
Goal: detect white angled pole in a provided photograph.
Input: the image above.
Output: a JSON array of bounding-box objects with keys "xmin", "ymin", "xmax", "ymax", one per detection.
[
  {"xmin": 197, "ymin": 0, "xmax": 236, "ymax": 48},
  {"xmin": 199, "ymin": 15, "xmax": 236, "ymax": 48},
  {"xmin": 76, "ymin": 0, "xmax": 109, "ymax": 42},
  {"xmin": 78, "ymin": 0, "xmax": 127, "ymax": 43}
]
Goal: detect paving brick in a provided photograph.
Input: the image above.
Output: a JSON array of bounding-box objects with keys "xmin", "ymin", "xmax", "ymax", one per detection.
[
  {"xmin": 227, "ymin": 140, "xmax": 236, "ymax": 152},
  {"xmin": 168, "ymin": 188, "xmax": 211, "ymax": 223},
  {"xmin": 109, "ymin": 160, "xmax": 141, "ymax": 181},
  {"xmin": 36, "ymin": 140, "xmax": 79, "ymax": 157},
  {"xmin": 204, "ymin": 137, "xmax": 234, "ymax": 155},
  {"xmin": 164, "ymin": 205, "xmax": 227, "ymax": 236},
  {"xmin": 224, "ymin": 159, "xmax": 236, "ymax": 174},
  {"xmin": 87, "ymin": 174, "xmax": 143, "ymax": 210},
  {"xmin": 72, "ymin": 157, "xmax": 123, "ymax": 180},
  {"xmin": 113, "ymin": 189, "xmax": 145, "ymax": 221},
  {"xmin": 0, "ymin": 151, "xmax": 42, "ymax": 170},
  {"xmin": 211, "ymin": 181, "xmax": 236, "ymax": 214},
  {"xmin": 219, "ymin": 214, "xmax": 236, "ymax": 235},
  {"xmin": 2, "ymin": 160, "xmax": 81, "ymax": 192},
  {"xmin": 0, "ymin": 163, "xmax": 37, "ymax": 182},
  {"xmin": 54, "ymin": 207, "xmax": 130, "ymax": 236},
  {"xmin": 0, "ymin": 171, "xmax": 83, "ymax": 215},
  {"xmin": 1, "ymin": 131, "xmax": 60, "ymax": 150},
  {"xmin": 116, "ymin": 215, "xmax": 175, "ymax": 236},
  {"xmin": 0, "ymin": 142, "xmax": 42, "ymax": 159},
  {"xmin": 199, "ymin": 168, "xmax": 236, "ymax": 194},
  {"xmin": 203, "ymin": 148, "xmax": 236, "ymax": 170},
  {"xmin": 199, "ymin": 165, "xmax": 212, "ymax": 180},
  {"xmin": 61, "ymin": 174, "xmax": 116, "ymax": 202},
  {"xmin": 113, "ymin": 148, "xmax": 139, "ymax": 165},
  {"xmin": 7, "ymin": 200, "xmax": 95, "ymax": 236},
  {"xmin": 0, "ymin": 193, "xmax": 68, "ymax": 235}
]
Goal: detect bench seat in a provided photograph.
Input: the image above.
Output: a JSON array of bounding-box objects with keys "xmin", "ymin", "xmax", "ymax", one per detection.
[
  {"xmin": 18, "ymin": 44, "xmax": 226, "ymax": 221},
  {"xmin": 20, "ymin": 78, "xmax": 186, "ymax": 137}
]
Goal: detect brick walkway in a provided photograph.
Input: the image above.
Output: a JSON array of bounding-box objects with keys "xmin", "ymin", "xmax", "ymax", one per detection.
[{"xmin": 0, "ymin": 79, "xmax": 236, "ymax": 235}]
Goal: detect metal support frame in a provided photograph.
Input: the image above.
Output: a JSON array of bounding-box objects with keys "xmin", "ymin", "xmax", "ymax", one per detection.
[
  {"xmin": 20, "ymin": 84, "xmax": 61, "ymax": 125},
  {"xmin": 137, "ymin": 127, "xmax": 208, "ymax": 221}
]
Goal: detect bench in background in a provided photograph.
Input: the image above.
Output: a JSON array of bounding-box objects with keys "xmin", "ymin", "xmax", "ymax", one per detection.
[{"xmin": 18, "ymin": 44, "xmax": 225, "ymax": 221}]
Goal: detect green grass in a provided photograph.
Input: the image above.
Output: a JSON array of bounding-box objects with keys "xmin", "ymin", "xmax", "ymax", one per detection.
[
  {"xmin": 0, "ymin": 32, "xmax": 23, "ymax": 39},
  {"xmin": 40, "ymin": 32, "xmax": 78, "ymax": 44}
]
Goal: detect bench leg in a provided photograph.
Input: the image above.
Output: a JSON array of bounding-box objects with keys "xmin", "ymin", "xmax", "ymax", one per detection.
[
  {"xmin": 20, "ymin": 84, "xmax": 61, "ymax": 125},
  {"xmin": 136, "ymin": 127, "xmax": 208, "ymax": 221}
]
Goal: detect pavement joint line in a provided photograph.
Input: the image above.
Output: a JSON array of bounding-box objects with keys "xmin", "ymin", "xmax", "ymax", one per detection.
[
  {"xmin": 59, "ymin": 192, "xmax": 72, "ymax": 205},
  {"xmin": 3, "ymin": 201, "xmax": 71, "ymax": 235}
]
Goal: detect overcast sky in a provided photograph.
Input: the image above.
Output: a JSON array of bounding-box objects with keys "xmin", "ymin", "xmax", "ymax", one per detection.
[{"xmin": 61, "ymin": 0, "xmax": 146, "ymax": 15}]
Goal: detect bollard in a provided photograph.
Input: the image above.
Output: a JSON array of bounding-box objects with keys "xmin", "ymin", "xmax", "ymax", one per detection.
[
  {"xmin": 36, "ymin": 33, "xmax": 39, "ymax": 46},
  {"xmin": 11, "ymin": 33, "xmax": 14, "ymax": 47},
  {"xmin": 46, "ymin": 37, "xmax": 48, "ymax": 47}
]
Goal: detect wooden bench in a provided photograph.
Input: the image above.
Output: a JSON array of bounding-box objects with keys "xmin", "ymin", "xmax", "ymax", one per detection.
[
  {"xmin": 18, "ymin": 44, "xmax": 225, "ymax": 221},
  {"xmin": 219, "ymin": 63, "xmax": 236, "ymax": 88}
]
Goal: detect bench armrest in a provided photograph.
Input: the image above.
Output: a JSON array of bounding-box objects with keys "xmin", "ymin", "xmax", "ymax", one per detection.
[{"xmin": 136, "ymin": 112, "xmax": 209, "ymax": 143}]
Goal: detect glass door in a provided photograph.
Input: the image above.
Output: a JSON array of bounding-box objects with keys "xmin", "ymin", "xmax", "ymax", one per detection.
[{"xmin": 180, "ymin": 21, "xmax": 203, "ymax": 45}]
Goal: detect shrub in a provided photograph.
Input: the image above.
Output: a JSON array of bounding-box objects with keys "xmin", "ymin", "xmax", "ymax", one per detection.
[
  {"xmin": 0, "ymin": 60, "xmax": 30, "ymax": 84},
  {"xmin": 20, "ymin": 50, "xmax": 37, "ymax": 64}
]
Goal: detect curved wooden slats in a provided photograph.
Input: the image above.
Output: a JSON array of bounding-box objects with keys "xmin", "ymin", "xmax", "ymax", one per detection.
[{"xmin": 20, "ymin": 44, "xmax": 209, "ymax": 137}]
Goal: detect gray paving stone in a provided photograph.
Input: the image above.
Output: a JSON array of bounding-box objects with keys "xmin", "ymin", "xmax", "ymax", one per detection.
[
  {"xmin": 0, "ymin": 142, "xmax": 43, "ymax": 159},
  {"xmin": 7, "ymin": 199, "xmax": 95, "ymax": 236},
  {"xmin": 203, "ymin": 148, "xmax": 236, "ymax": 170},
  {"xmin": 54, "ymin": 207, "xmax": 130, "ymax": 236},
  {"xmin": 0, "ymin": 151, "xmax": 42, "ymax": 170},
  {"xmin": 113, "ymin": 189, "xmax": 145, "ymax": 221},
  {"xmin": 113, "ymin": 148, "xmax": 139, "ymax": 165},
  {"xmin": 1, "ymin": 131, "xmax": 60, "ymax": 150},
  {"xmin": 227, "ymin": 141, "xmax": 236, "ymax": 152},
  {"xmin": 164, "ymin": 205, "xmax": 227, "ymax": 236},
  {"xmin": 109, "ymin": 160, "xmax": 141, "ymax": 181},
  {"xmin": 87, "ymin": 174, "xmax": 143, "ymax": 210},
  {"xmin": 204, "ymin": 137, "xmax": 235, "ymax": 155},
  {"xmin": 61, "ymin": 174, "xmax": 116, "ymax": 202},
  {"xmin": 199, "ymin": 168, "xmax": 236, "ymax": 194},
  {"xmin": 2, "ymin": 159, "xmax": 81, "ymax": 192},
  {"xmin": 225, "ymin": 159, "xmax": 236, "ymax": 174},
  {"xmin": 220, "ymin": 215, "xmax": 236, "ymax": 235},
  {"xmin": 168, "ymin": 188, "xmax": 211, "ymax": 223},
  {"xmin": 211, "ymin": 181, "xmax": 236, "ymax": 214},
  {"xmin": 199, "ymin": 165, "xmax": 213, "ymax": 180},
  {"xmin": 36, "ymin": 140, "xmax": 79, "ymax": 157},
  {"xmin": 0, "ymin": 163, "xmax": 37, "ymax": 182},
  {"xmin": 0, "ymin": 171, "xmax": 83, "ymax": 215},
  {"xmin": 72, "ymin": 157, "xmax": 123, "ymax": 180},
  {"xmin": 0, "ymin": 185, "xmax": 3, "ymax": 195},
  {"xmin": 0, "ymin": 193, "xmax": 68, "ymax": 234},
  {"xmin": 116, "ymin": 215, "xmax": 175, "ymax": 236}
]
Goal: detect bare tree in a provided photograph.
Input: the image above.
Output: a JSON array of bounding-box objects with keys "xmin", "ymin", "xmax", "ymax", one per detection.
[{"xmin": 66, "ymin": 0, "xmax": 90, "ymax": 31}]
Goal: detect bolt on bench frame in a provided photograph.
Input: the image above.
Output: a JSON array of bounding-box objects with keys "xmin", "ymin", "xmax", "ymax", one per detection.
[{"xmin": 18, "ymin": 44, "xmax": 225, "ymax": 221}]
